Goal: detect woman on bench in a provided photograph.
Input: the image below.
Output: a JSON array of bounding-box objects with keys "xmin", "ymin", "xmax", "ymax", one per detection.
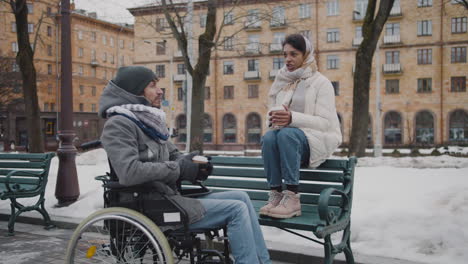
[
  {"xmin": 260, "ymin": 34, "xmax": 342, "ymax": 219},
  {"xmin": 98, "ymin": 66, "xmax": 271, "ymax": 264}
]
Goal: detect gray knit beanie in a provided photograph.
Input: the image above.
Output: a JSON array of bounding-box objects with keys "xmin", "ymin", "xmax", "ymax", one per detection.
[{"xmin": 112, "ymin": 66, "xmax": 157, "ymax": 95}]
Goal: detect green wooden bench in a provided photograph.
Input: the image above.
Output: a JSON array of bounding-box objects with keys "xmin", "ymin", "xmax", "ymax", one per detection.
[
  {"xmin": 201, "ymin": 156, "xmax": 357, "ymax": 264},
  {"xmin": 0, "ymin": 152, "xmax": 56, "ymax": 236}
]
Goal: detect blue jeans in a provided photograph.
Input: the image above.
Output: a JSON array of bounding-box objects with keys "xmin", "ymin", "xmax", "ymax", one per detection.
[
  {"xmin": 261, "ymin": 128, "xmax": 310, "ymax": 187},
  {"xmin": 189, "ymin": 191, "xmax": 271, "ymax": 264}
]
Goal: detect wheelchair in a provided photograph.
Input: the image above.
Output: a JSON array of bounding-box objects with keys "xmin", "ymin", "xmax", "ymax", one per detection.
[{"xmin": 65, "ymin": 140, "xmax": 232, "ymax": 264}]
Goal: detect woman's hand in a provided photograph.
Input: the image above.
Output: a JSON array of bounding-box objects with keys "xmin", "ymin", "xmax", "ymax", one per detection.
[{"xmin": 269, "ymin": 105, "xmax": 292, "ymax": 127}]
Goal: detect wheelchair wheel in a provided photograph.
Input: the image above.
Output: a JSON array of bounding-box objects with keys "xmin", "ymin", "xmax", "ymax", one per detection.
[{"xmin": 65, "ymin": 207, "xmax": 174, "ymax": 264}]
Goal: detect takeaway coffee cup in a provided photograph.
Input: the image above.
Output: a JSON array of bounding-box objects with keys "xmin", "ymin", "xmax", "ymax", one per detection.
[
  {"xmin": 268, "ymin": 106, "xmax": 285, "ymax": 129},
  {"xmin": 192, "ymin": 155, "xmax": 209, "ymax": 164}
]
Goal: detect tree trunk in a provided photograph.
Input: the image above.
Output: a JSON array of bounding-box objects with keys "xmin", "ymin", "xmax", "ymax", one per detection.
[
  {"xmin": 349, "ymin": 0, "xmax": 395, "ymax": 157},
  {"xmin": 13, "ymin": 0, "xmax": 44, "ymax": 152}
]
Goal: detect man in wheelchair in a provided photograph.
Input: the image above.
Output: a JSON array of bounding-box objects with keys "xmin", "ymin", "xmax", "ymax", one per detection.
[{"xmin": 98, "ymin": 66, "xmax": 272, "ymax": 264}]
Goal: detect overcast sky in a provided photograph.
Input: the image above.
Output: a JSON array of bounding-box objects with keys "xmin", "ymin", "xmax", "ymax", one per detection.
[{"xmin": 74, "ymin": 0, "xmax": 153, "ymax": 24}]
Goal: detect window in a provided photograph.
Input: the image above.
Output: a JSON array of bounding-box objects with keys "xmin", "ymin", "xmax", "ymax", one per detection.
[
  {"xmin": 130, "ymin": 42, "xmax": 134, "ymax": 50},
  {"xmin": 78, "ymin": 30, "xmax": 83, "ymax": 40},
  {"xmin": 47, "ymin": 7, "xmax": 52, "ymax": 16},
  {"xmin": 417, "ymin": 78, "xmax": 432, "ymax": 93},
  {"xmin": 327, "ymin": 28, "xmax": 340, "ymax": 43},
  {"xmin": 176, "ymin": 115, "xmax": 187, "ymax": 142},
  {"xmin": 91, "ymin": 49, "xmax": 96, "ymax": 60},
  {"xmin": 451, "ymin": 76, "xmax": 466, "ymax": 92},
  {"xmin": 78, "ymin": 47, "xmax": 83, "ymax": 57},
  {"xmin": 47, "ymin": 45, "xmax": 52, "ymax": 56},
  {"xmin": 205, "ymin": 86, "xmax": 210, "ymax": 100},
  {"xmin": 224, "ymin": 86, "xmax": 234, "ymax": 99},
  {"xmin": 102, "ymin": 35, "xmax": 107, "ymax": 45},
  {"xmin": 418, "ymin": 0, "xmax": 432, "ymax": 7},
  {"xmin": 355, "ymin": 0, "xmax": 368, "ymax": 20},
  {"xmin": 386, "ymin": 79, "xmax": 400, "ymax": 94},
  {"xmin": 247, "ymin": 9, "xmax": 260, "ymax": 27},
  {"xmin": 248, "ymin": 84, "xmax": 259, "ymax": 98},
  {"xmin": 119, "ymin": 39, "xmax": 124, "ymax": 49},
  {"xmin": 271, "ymin": 6, "xmax": 285, "ymax": 26},
  {"xmin": 327, "ymin": 55, "xmax": 339, "ymax": 69},
  {"xmin": 50, "ymin": 103, "xmax": 55, "ymax": 111},
  {"xmin": 327, "ymin": 0, "xmax": 339, "ymax": 16},
  {"xmin": 203, "ymin": 114, "xmax": 213, "ymax": 142},
  {"xmin": 273, "ymin": 57, "xmax": 284, "ymax": 69},
  {"xmin": 79, "ymin": 85, "xmax": 84, "ymax": 95},
  {"xmin": 415, "ymin": 111, "xmax": 434, "ymax": 144},
  {"xmin": 299, "ymin": 4, "xmax": 311, "ymax": 19},
  {"xmin": 247, "ymin": 59, "xmax": 259, "ymax": 71},
  {"xmin": 91, "ymin": 67, "xmax": 96, "ymax": 77},
  {"xmin": 91, "ymin": 31, "xmax": 96, "ymax": 42},
  {"xmin": 384, "ymin": 111, "xmax": 402, "ymax": 144},
  {"xmin": 47, "ymin": 64, "xmax": 52, "ymax": 75},
  {"xmin": 79, "ymin": 65, "xmax": 84, "ymax": 76},
  {"xmin": 449, "ymin": 109, "xmax": 468, "ymax": 142},
  {"xmin": 79, "ymin": 103, "xmax": 84, "ymax": 112},
  {"xmin": 355, "ymin": 26, "xmax": 363, "ymax": 38},
  {"xmin": 103, "ymin": 52, "xmax": 107, "ymax": 62},
  {"xmin": 47, "ymin": 26, "xmax": 52, "ymax": 36},
  {"xmin": 223, "ymin": 61, "xmax": 234, "ymax": 74},
  {"xmin": 44, "ymin": 103, "xmax": 49, "ymax": 111},
  {"xmin": 224, "ymin": 11, "xmax": 233, "ymax": 25},
  {"xmin": 48, "ymin": 84, "xmax": 52, "ymax": 94},
  {"xmin": 156, "ymin": 18, "xmax": 167, "ymax": 31},
  {"xmin": 246, "ymin": 113, "xmax": 262, "ymax": 144},
  {"xmin": 104, "ymin": 69, "xmax": 107, "ymax": 79},
  {"xmin": 177, "ymin": 87, "xmax": 184, "ymax": 101},
  {"xmin": 11, "ymin": 22, "xmax": 16, "ymax": 32},
  {"xmin": 156, "ymin": 41, "xmax": 166, "ymax": 55},
  {"xmin": 224, "ymin": 37, "xmax": 233, "ymax": 50},
  {"xmin": 451, "ymin": 47, "xmax": 466, "ymax": 63},
  {"xmin": 92, "ymin": 104, "xmax": 96, "ymax": 112},
  {"xmin": 223, "ymin": 114, "xmax": 237, "ymax": 143},
  {"xmin": 386, "ymin": 51, "xmax": 400, "ymax": 64},
  {"xmin": 110, "ymin": 54, "xmax": 115, "ymax": 64},
  {"xmin": 386, "ymin": 23, "xmax": 400, "ymax": 36},
  {"xmin": 177, "ymin": 64, "xmax": 185, "ymax": 75},
  {"xmin": 12, "ymin": 42, "xmax": 18, "ymax": 53},
  {"xmin": 452, "ymin": 17, "xmax": 467, "ymax": 33},
  {"xmin": 27, "ymin": 3, "xmax": 33, "ymax": 13},
  {"xmin": 110, "ymin": 37, "xmax": 114, "ymax": 47},
  {"xmin": 332, "ymin": 81, "xmax": 340, "ymax": 96},
  {"xmin": 200, "ymin": 14, "xmax": 207, "ymax": 28},
  {"xmin": 300, "ymin": 30, "xmax": 311, "ymax": 41},
  {"xmin": 417, "ymin": 49, "xmax": 432, "ymax": 64},
  {"xmin": 12, "ymin": 62, "xmax": 20, "ymax": 72},
  {"xmin": 91, "ymin": 86, "xmax": 96, "ymax": 96},
  {"xmin": 28, "ymin": 23, "xmax": 34, "ymax": 33},
  {"xmin": 417, "ymin": 20, "xmax": 432, "ymax": 36},
  {"xmin": 247, "ymin": 35, "xmax": 260, "ymax": 53},
  {"xmin": 155, "ymin": 65, "xmax": 165, "ymax": 78}
]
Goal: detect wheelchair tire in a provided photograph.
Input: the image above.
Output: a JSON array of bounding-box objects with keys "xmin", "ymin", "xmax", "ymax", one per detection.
[{"xmin": 65, "ymin": 207, "xmax": 174, "ymax": 264}]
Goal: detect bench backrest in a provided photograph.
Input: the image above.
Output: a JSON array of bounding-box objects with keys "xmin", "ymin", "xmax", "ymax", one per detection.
[
  {"xmin": 0, "ymin": 153, "xmax": 55, "ymax": 196},
  {"xmin": 201, "ymin": 156, "xmax": 357, "ymax": 208}
]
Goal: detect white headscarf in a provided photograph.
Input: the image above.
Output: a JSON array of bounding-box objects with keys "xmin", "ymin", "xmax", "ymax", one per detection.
[{"xmin": 268, "ymin": 35, "xmax": 317, "ymax": 99}]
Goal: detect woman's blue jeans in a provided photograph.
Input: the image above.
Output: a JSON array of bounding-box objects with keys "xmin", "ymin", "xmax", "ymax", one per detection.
[
  {"xmin": 261, "ymin": 127, "xmax": 310, "ymax": 187},
  {"xmin": 189, "ymin": 191, "xmax": 271, "ymax": 264}
]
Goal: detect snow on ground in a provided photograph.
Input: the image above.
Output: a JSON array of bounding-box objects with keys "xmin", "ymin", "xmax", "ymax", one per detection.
[{"xmin": 1, "ymin": 149, "xmax": 467, "ymax": 263}]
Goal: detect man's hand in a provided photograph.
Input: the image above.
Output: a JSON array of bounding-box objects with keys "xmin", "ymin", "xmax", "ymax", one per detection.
[{"xmin": 269, "ymin": 105, "xmax": 291, "ymax": 127}]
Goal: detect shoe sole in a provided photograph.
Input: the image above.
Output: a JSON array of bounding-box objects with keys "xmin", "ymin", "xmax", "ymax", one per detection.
[{"xmin": 268, "ymin": 210, "xmax": 301, "ymax": 219}]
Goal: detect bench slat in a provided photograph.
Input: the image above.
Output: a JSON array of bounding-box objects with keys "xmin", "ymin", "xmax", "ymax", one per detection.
[
  {"xmin": 212, "ymin": 167, "xmax": 344, "ymax": 182},
  {"xmin": 0, "ymin": 162, "xmax": 47, "ymax": 169},
  {"xmin": 0, "ymin": 153, "xmax": 51, "ymax": 160},
  {"xmin": 0, "ymin": 178, "xmax": 41, "ymax": 185},
  {"xmin": 0, "ymin": 170, "xmax": 43, "ymax": 177}
]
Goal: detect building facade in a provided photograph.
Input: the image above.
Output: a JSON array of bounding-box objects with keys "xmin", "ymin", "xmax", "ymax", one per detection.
[
  {"xmin": 129, "ymin": 0, "xmax": 468, "ymax": 151},
  {"xmin": 0, "ymin": 0, "xmax": 134, "ymax": 150}
]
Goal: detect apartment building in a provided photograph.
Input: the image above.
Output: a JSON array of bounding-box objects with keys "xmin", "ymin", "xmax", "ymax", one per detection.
[
  {"xmin": 129, "ymin": 0, "xmax": 467, "ymax": 151},
  {"xmin": 0, "ymin": 0, "xmax": 134, "ymax": 150}
]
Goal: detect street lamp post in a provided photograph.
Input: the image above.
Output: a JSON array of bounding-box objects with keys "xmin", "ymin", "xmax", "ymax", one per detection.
[{"xmin": 55, "ymin": 0, "xmax": 80, "ymax": 206}]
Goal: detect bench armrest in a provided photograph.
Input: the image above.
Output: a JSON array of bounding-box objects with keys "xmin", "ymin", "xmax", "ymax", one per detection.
[
  {"xmin": 315, "ymin": 187, "xmax": 351, "ymax": 238},
  {"xmin": 3, "ymin": 170, "xmax": 43, "ymax": 193}
]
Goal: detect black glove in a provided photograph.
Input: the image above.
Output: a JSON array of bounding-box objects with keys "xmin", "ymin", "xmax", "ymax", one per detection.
[
  {"xmin": 197, "ymin": 161, "xmax": 213, "ymax": 182},
  {"xmin": 176, "ymin": 151, "xmax": 199, "ymax": 183}
]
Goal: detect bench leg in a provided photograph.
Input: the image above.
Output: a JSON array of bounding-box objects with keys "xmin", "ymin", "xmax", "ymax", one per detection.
[
  {"xmin": 323, "ymin": 236, "xmax": 336, "ymax": 264},
  {"xmin": 343, "ymin": 236, "xmax": 355, "ymax": 264},
  {"xmin": 37, "ymin": 200, "xmax": 55, "ymax": 230},
  {"xmin": 7, "ymin": 202, "xmax": 17, "ymax": 236}
]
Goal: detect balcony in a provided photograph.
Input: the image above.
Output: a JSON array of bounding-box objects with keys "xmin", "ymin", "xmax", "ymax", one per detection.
[
  {"xmin": 245, "ymin": 44, "xmax": 260, "ymax": 55},
  {"xmin": 389, "ymin": 5, "xmax": 402, "ymax": 17},
  {"xmin": 244, "ymin": 20, "xmax": 261, "ymax": 31},
  {"xmin": 270, "ymin": 19, "xmax": 287, "ymax": 29},
  {"xmin": 383, "ymin": 35, "xmax": 401, "ymax": 44},
  {"xmin": 173, "ymin": 74, "xmax": 186, "ymax": 82},
  {"xmin": 174, "ymin": 50, "xmax": 183, "ymax": 58},
  {"xmin": 244, "ymin": 70, "xmax": 260, "ymax": 80},
  {"xmin": 90, "ymin": 60, "xmax": 99, "ymax": 67},
  {"xmin": 383, "ymin": 63, "xmax": 402, "ymax": 74},
  {"xmin": 269, "ymin": 69, "xmax": 279, "ymax": 80},
  {"xmin": 353, "ymin": 12, "xmax": 364, "ymax": 21},
  {"xmin": 353, "ymin": 37, "xmax": 363, "ymax": 46},
  {"xmin": 269, "ymin": 43, "xmax": 282, "ymax": 53}
]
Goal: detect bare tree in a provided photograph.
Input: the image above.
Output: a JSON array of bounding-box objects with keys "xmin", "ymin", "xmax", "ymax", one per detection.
[
  {"xmin": 349, "ymin": 0, "xmax": 395, "ymax": 157},
  {"xmin": 1, "ymin": 0, "xmax": 44, "ymax": 152},
  {"xmin": 0, "ymin": 52, "xmax": 23, "ymax": 107}
]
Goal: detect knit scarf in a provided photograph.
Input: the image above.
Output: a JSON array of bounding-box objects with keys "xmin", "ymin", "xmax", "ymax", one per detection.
[
  {"xmin": 268, "ymin": 36, "xmax": 317, "ymax": 106},
  {"xmin": 106, "ymin": 104, "xmax": 169, "ymax": 141}
]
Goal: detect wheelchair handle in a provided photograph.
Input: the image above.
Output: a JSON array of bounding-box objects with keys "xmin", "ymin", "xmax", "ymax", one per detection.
[{"xmin": 80, "ymin": 140, "xmax": 102, "ymax": 151}]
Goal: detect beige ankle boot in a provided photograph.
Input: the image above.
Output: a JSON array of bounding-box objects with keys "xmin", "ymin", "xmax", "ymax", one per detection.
[
  {"xmin": 259, "ymin": 190, "xmax": 284, "ymax": 216},
  {"xmin": 268, "ymin": 190, "xmax": 301, "ymax": 219}
]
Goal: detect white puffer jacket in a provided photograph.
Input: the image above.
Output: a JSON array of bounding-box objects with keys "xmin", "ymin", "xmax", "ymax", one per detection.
[{"xmin": 267, "ymin": 70, "xmax": 342, "ymax": 168}]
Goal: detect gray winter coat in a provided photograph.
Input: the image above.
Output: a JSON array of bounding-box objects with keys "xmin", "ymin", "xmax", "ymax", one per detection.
[{"xmin": 98, "ymin": 81, "xmax": 206, "ymax": 226}]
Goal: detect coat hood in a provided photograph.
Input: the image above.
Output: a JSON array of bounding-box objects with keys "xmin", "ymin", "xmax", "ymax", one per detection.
[{"xmin": 98, "ymin": 80, "xmax": 150, "ymax": 118}]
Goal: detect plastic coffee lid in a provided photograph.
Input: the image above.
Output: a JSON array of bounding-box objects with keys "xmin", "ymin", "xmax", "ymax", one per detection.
[{"xmin": 192, "ymin": 155, "xmax": 208, "ymax": 163}]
